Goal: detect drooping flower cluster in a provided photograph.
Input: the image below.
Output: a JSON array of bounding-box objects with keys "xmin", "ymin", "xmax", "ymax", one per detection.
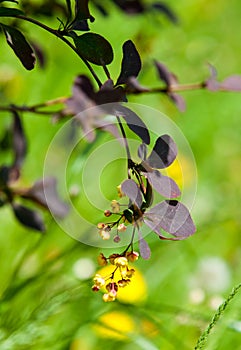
[
  {"xmin": 93, "ymin": 134, "xmax": 196, "ymax": 301},
  {"xmin": 92, "ymin": 252, "xmax": 139, "ymax": 302}
]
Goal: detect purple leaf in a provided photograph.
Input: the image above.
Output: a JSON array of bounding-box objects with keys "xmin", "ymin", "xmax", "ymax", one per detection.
[
  {"xmin": 144, "ymin": 200, "xmax": 196, "ymax": 239},
  {"xmin": 23, "ymin": 177, "xmax": 69, "ymax": 218},
  {"xmin": 138, "ymin": 143, "xmax": 147, "ymax": 161},
  {"xmin": 154, "ymin": 60, "xmax": 178, "ymax": 87},
  {"xmin": 12, "ymin": 111, "xmax": 27, "ymax": 168},
  {"xmin": 205, "ymin": 64, "xmax": 220, "ymax": 91},
  {"xmin": 1, "ymin": 24, "xmax": 36, "ymax": 70},
  {"xmin": 113, "ymin": 0, "xmax": 144, "ymax": 14},
  {"xmin": 138, "ymin": 229, "xmax": 151, "ymax": 259},
  {"xmin": 151, "ymin": 3, "xmax": 178, "ymax": 24},
  {"xmin": 169, "ymin": 93, "xmax": 186, "ymax": 112},
  {"xmin": 12, "ymin": 203, "xmax": 45, "ymax": 232},
  {"xmin": 220, "ymin": 75, "xmax": 241, "ymax": 92},
  {"xmin": 146, "ymin": 134, "xmax": 177, "ymax": 169},
  {"xmin": 74, "ymin": 33, "xmax": 113, "ymax": 66},
  {"xmin": 74, "ymin": 0, "xmax": 94, "ymax": 22},
  {"xmin": 121, "ymin": 179, "xmax": 142, "ymax": 208},
  {"xmin": 145, "ymin": 170, "xmax": 181, "ymax": 198},
  {"xmin": 126, "ymin": 77, "xmax": 150, "ymax": 93},
  {"xmin": 116, "ymin": 40, "xmax": 142, "ymax": 85},
  {"xmin": 115, "ymin": 105, "xmax": 150, "ymax": 145}
]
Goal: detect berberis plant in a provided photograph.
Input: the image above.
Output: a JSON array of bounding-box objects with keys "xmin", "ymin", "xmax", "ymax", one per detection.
[
  {"xmin": 0, "ymin": 2, "xmax": 241, "ymax": 348},
  {"xmin": 0, "ymin": 0, "xmax": 241, "ymax": 301}
]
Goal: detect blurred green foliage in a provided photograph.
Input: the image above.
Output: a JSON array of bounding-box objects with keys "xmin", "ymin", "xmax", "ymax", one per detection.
[{"xmin": 0, "ymin": 0, "xmax": 241, "ymax": 349}]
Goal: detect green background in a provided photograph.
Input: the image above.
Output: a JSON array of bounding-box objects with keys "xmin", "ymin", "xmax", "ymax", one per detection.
[{"xmin": 0, "ymin": 0, "xmax": 241, "ymax": 349}]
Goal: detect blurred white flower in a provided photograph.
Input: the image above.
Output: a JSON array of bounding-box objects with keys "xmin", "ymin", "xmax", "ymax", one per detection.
[
  {"xmin": 73, "ymin": 258, "xmax": 95, "ymax": 280},
  {"xmin": 189, "ymin": 256, "xmax": 231, "ymax": 293}
]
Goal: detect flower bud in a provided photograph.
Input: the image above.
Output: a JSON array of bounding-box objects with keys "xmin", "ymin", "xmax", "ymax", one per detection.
[
  {"xmin": 117, "ymin": 185, "xmax": 125, "ymax": 198},
  {"xmin": 111, "ymin": 200, "xmax": 120, "ymax": 213},
  {"xmin": 113, "ymin": 235, "xmax": 121, "ymax": 243},
  {"xmin": 104, "ymin": 210, "xmax": 112, "ymax": 217},
  {"xmin": 99, "ymin": 230, "xmax": 110, "ymax": 240},
  {"xmin": 114, "ymin": 256, "xmax": 128, "ymax": 267},
  {"xmin": 103, "ymin": 293, "xmax": 115, "ymax": 302},
  {"xmin": 93, "ymin": 274, "xmax": 105, "ymax": 287},
  {"xmin": 126, "ymin": 251, "xmax": 139, "ymax": 262},
  {"xmin": 97, "ymin": 253, "xmax": 108, "ymax": 266},
  {"xmin": 117, "ymin": 223, "xmax": 127, "ymax": 232},
  {"xmin": 109, "ymin": 253, "xmax": 120, "ymax": 265},
  {"xmin": 97, "ymin": 222, "xmax": 105, "ymax": 229}
]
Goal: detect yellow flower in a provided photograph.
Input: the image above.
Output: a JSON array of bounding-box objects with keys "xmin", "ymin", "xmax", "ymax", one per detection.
[
  {"xmin": 97, "ymin": 264, "xmax": 147, "ymax": 304},
  {"xmin": 111, "ymin": 200, "xmax": 120, "ymax": 213},
  {"xmin": 93, "ymin": 311, "xmax": 136, "ymax": 340}
]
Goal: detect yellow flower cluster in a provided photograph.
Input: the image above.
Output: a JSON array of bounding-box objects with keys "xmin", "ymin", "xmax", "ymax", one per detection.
[{"xmin": 92, "ymin": 251, "xmax": 139, "ymax": 302}]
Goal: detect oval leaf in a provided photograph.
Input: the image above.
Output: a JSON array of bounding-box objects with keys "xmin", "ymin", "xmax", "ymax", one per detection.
[
  {"xmin": 116, "ymin": 40, "xmax": 142, "ymax": 85},
  {"xmin": 138, "ymin": 229, "xmax": 151, "ymax": 260},
  {"xmin": 12, "ymin": 203, "xmax": 45, "ymax": 232},
  {"xmin": 146, "ymin": 134, "xmax": 177, "ymax": 169},
  {"xmin": 23, "ymin": 177, "xmax": 69, "ymax": 218},
  {"xmin": 74, "ymin": 33, "xmax": 113, "ymax": 66},
  {"xmin": 1, "ymin": 24, "xmax": 35, "ymax": 70},
  {"xmin": 0, "ymin": 7, "xmax": 24, "ymax": 17},
  {"xmin": 115, "ymin": 105, "xmax": 150, "ymax": 145},
  {"xmin": 145, "ymin": 170, "xmax": 181, "ymax": 198},
  {"xmin": 121, "ymin": 179, "xmax": 142, "ymax": 208},
  {"xmin": 12, "ymin": 111, "xmax": 27, "ymax": 168},
  {"xmin": 145, "ymin": 200, "xmax": 196, "ymax": 239}
]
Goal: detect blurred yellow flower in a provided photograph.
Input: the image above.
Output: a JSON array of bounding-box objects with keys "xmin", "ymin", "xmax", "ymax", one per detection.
[
  {"xmin": 97, "ymin": 264, "xmax": 147, "ymax": 304},
  {"xmin": 93, "ymin": 311, "xmax": 136, "ymax": 340},
  {"xmin": 165, "ymin": 154, "xmax": 193, "ymax": 189}
]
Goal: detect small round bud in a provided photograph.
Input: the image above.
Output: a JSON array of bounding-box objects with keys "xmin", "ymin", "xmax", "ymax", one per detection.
[
  {"xmin": 126, "ymin": 268, "xmax": 135, "ymax": 278},
  {"xmin": 92, "ymin": 285, "xmax": 100, "ymax": 292},
  {"xmin": 111, "ymin": 200, "xmax": 120, "ymax": 213},
  {"xmin": 99, "ymin": 230, "xmax": 110, "ymax": 240},
  {"xmin": 118, "ymin": 279, "xmax": 131, "ymax": 288},
  {"xmin": 103, "ymin": 293, "xmax": 115, "ymax": 302},
  {"xmin": 117, "ymin": 223, "xmax": 127, "ymax": 232},
  {"xmin": 97, "ymin": 253, "xmax": 108, "ymax": 266},
  {"xmin": 113, "ymin": 235, "xmax": 121, "ymax": 243},
  {"xmin": 117, "ymin": 185, "xmax": 125, "ymax": 198},
  {"xmin": 97, "ymin": 222, "xmax": 105, "ymax": 229},
  {"xmin": 109, "ymin": 253, "xmax": 120, "ymax": 265},
  {"xmin": 93, "ymin": 274, "xmax": 105, "ymax": 287},
  {"xmin": 104, "ymin": 210, "xmax": 112, "ymax": 217},
  {"xmin": 126, "ymin": 251, "xmax": 139, "ymax": 262},
  {"xmin": 114, "ymin": 256, "xmax": 128, "ymax": 267}
]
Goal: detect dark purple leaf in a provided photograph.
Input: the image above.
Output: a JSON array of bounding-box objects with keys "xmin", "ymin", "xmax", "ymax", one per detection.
[
  {"xmin": 154, "ymin": 60, "xmax": 177, "ymax": 87},
  {"xmin": 138, "ymin": 229, "xmax": 151, "ymax": 259},
  {"xmin": 12, "ymin": 111, "xmax": 27, "ymax": 168},
  {"xmin": 30, "ymin": 41, "xmax": 46, "ymax": 69},
  {"xmin": 121, "ymin": 179, "xmax": 142, "ymax": 208},
  {"xmin": 0, "ymin": 7, "xmax": 24, "ymax": 17},
  {"xmin": 12, "ymin": 203, "xmax": 45, "ymax": 232},
  {"xmin": 113, "ymin": 0, "xmax": 144, "ymax": 14},
  {"xmin": 137, "ymin": 143, "xmax": 147, "ymax": 161},
  {"xmin": 151, "ymin": 2, "xmax": 178, "ymax": 24},
  {"xmin": 116, "ymin": 40, "xmax": 142, "ymax": 85},
  {"xmin": 74, "ymin": 0, "xmax": 94, "ymax": 22},
  {"xmin": 126, "ymin": 77, "xmax": 150, "ymax": 93},
  {"xmin": 74, "ymin": 33, "xmax": 113, "ymax": 66},
  {"xmin": 0, "ymin": 165, "xmax": 10, "ymax": 186},
  {"xmin": 115, "ymin": 105, "xmax": 150, "ymax": 145},
  {"xmin": 95, "ymin": 80, "xmax": 125, "ymax": 104},
  {"xmin": 23, "ymin": 177, "xmax": 69, "ymax": 218},
  {"xmin": 144, "ymin": 200, "xmax": 196, "ymax": 239},
  {"xmin": 220, "ymin": 75, "xmax": 241, "ymax": 92},
  {"xmin": 143, "ymin": 178, "xmax": 153, "ymax": 208},
  {"xmin": 145, "ymin": 170, "xmax": 180, "ymax": 198},
  {"xmin": 205, "ymin": 64, "xmax": 219, "ymax": 91},
  {"xmin": 1, "ymin": 24, "xmax": 35, "ymax": 70},
  {"xmin": 146, "ymin": 134, "xmax": 177, "ymax": 169},
  {"xmin": 169, "ymin": 93, "xmax": 186, "ymax": 112}
]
